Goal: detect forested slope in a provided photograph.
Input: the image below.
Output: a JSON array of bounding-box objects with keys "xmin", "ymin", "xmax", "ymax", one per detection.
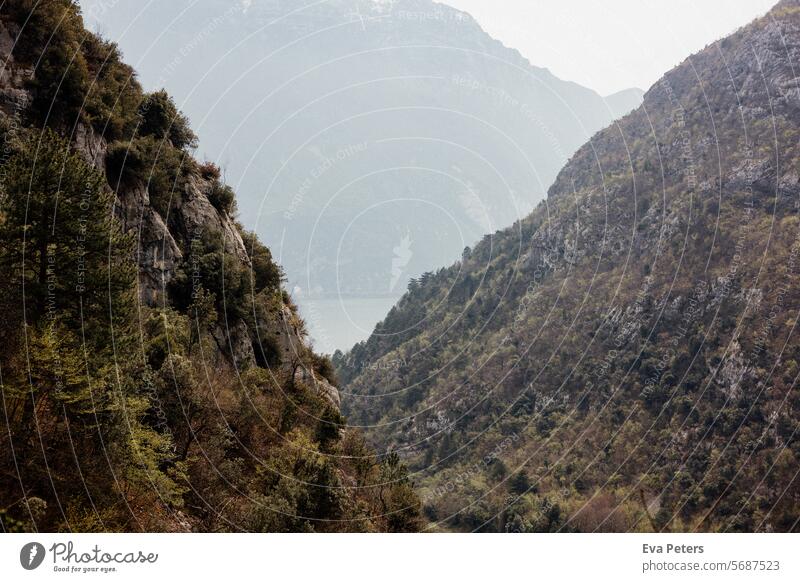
[
  {"xmin": 0, "ymin": 0, "xmax": 420, "ymax": 533},
  {"xmin": 338, "ymin": 0, "xmax": 800, "ymax": 532}
]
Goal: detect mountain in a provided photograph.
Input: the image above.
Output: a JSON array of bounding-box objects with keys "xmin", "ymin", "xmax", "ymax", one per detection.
[
  {"xmin": 604, "ymin": 87, "xmax": 645, "ymax": 117},
  {"xmin": 79, "ymin": 0, "xmax": 642, "ymax": 303},
  {"xmin": 336, "ymin": 0, "xmax": 800, "ymax": 532},
  {"xmin": 0, "ymin": 0, "xmax": 419, "ymax": 532}
]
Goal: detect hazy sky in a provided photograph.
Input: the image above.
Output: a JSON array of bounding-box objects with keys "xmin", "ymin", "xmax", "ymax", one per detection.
[{"xmin": 441, "ymin": 0, "xmax": 777, "ymax": 95}]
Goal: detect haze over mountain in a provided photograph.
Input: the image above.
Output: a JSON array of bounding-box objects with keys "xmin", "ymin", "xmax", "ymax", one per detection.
[
  {"xmin": 337, "ymin": 0, "xmax": 800, "ymax": 532},
  {"xmin": 441, "ymin": 0, "xmax": 777, "ymax": 95},
  {"xmin": 80, "ymin": 0, "xmax": 643, "ymax": 350}
]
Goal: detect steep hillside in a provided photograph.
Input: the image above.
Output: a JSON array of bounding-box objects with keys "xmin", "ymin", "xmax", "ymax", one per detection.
[
  {"xmin": 0, "ymin": 0, "xmax": 419, "ymax": 532},
  {"xmin": 338, "ymin": 0, "xmax": 800, "ymax": 532},
  {"xmin": 79, "ymin": 0, "xmax": 642, "ymax": 300}
]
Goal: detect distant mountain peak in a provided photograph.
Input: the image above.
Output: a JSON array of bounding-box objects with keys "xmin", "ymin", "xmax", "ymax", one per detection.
[
  {"xmin": 81, "ymin": 0, "xmax": 643, "ymax": 312},
  {"xmin": 603, "ymin": 87, "xmax": 646, "ymax": 118}
]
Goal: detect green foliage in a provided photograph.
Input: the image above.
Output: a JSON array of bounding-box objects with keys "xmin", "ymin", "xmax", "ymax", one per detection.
[
  {"xmin": 6, "ymin": 0, "xmax": 89, "ymax": 127},
  {"xmin": 0, "ymin": 131, "xmax": 183, "ymax": 531},
  {"xmin": 339, "ymin": 2, "xmax": 800, "ymax": 533},
  {"xmin": 509, "ymin": 471, "xmax": 531, "ymax": 495},
  {"xmin": 207, "ymin": 179, "xmax": 236, "ymax": 215},
  {"xmin": 0, "ymin": 3, "xmax": 422, "ymax": 533},
  {"xmin": 169, "ymin": 227, "xmax": 249, "ymax": 319},
  {"xmin": 137, "ymin": 90, "xmax": 197, "ymax": 150},
  {"xmin": 4, "ymin": 1, "xmax": 141, "ymax": 137},
  {"xmin": 379, "ymin": 452, "xmax": 423, "ymax": 532},
  {"xmin": 0, "ymin": 128, "xmax": 134, "ymax": 342},
  {"xmin": 240, "ymin": 228, "xmax": 283, "ymax": 293},
  {"xmin": 315, "ymin": 405, "xmax": 345, "ymax": 450},
  {"xmin": 82, "ymin": 35, "xmax": 143, "ymax": 141},
  {"xmin": 171, "ymin": 226, "xmax": 283, "ymax": 328},
  {"xmin": 311, "ymin": 352, "xmax": 339, "ymax": 385},
  {"xmin": 106, "ymin": 135, "xmax": 193, "ymax": 217}
]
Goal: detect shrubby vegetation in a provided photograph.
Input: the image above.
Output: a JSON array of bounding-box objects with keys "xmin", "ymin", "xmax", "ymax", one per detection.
[
  {"xmin": 0, "ymin": 1, "xmax": 421, "ymax": 532},
  {"xmin": 0, "ymin": 129, "xmax": 183, "ymax": 530},
  {"xmin": 6, "ymin": 0, "xmax": 141, "ymax": 137},
  {"xmin": 137, "ymin": 90, "xmax": 197, "ymax": 150},
  {"xmin": 338, "ymin": 3, "xmax": 800, "ymax": 532},
  {"xmin": 105, "ymin": 135, "xmax": 194, "ymax": 216}
]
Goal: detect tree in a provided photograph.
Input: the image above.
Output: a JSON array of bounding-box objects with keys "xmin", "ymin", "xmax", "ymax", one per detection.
[
  {"xmin": 7, "ymin": 0, "xmax": 89, "ymax": 127},
  {"xmin": 240, "ymin": 228, "xmax": 283, "ymax": 293},
  {"xmin": 138, "ymin": 90, "xmax": 197, "ymax": 150},
  {"xmin": 0, "ymin": 129, "xmax": 182, "ymax": 529},
  {"xmin": 509, "ymin": 470, "xmax": 531, "ymax": 495},
  {"xmin": 379, "ymin": 452, "xmax": 422, "ymax": 532},
  {"xmin": 0, "ymin": 128, "xmax": 135, "ymax": 345}
]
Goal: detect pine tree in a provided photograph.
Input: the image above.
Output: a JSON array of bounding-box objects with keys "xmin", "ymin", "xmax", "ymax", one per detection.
[
  {"xmin": 0, "ymin": 129, "xmax": 182, "ymax": 529},
  {"xmin": 0, "ymin": 128, "xmax": 135, "ymax": 349}
]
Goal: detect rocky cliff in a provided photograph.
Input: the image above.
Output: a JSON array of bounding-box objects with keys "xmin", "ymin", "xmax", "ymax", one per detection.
[
  {"xmin": 0, "ymin": 1, "xmax": 416, "ymax": 532},
  {"xmin": 338, "ymin": 0, "xmax": 800, "ymax": 532},
  {"xmin": 0, "ymin": 13, "xmax": 339, "ymax": 404}
]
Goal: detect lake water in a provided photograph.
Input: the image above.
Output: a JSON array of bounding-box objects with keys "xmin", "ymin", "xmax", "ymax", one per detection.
[{"xmin": 296, "ymin": 296, "xmax": 401, "ymax": 354}]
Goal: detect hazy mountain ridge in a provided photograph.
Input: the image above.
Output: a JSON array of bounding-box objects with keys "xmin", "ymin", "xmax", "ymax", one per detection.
[
  {"xmin": 80, "ymin": 0, "xmax": 642, "ymax": 301},
  {"xmin": 603, "ymin": 87, "xmax": 645, "ymax": 117},
  {"xmin": 337, "ymin": 0, "xmax": 800, "ymax": 532}
]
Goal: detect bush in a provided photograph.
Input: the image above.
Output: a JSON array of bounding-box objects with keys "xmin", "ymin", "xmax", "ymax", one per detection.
[
  {"xmin": 239, "ymin": 229, "xmax": 283, "ymax": 292},
  {"xmin": 169, "ymin": 229, "xmax": 249, "ymax": 320},
  {"xmin": 5, "ymin": 0, "xmax": 87, "ymax": 127},
  {"xmin": 138, "ymin": 90, "xmax": 197, "ymax": 150},
  {"xmin": 208, "ymin": 180, "xmax": 236, "ymax": 215},
  {"xmin": 312, "ymin": 353, "xmax": 339, "ymax": 385},
  {"xmin": 105, "ymin": 139, "xmax": 142, "ymax": 186},
  {"xmin": 198, "ymin": 161, "xmax": 221, "ymax": 180},
  {"xmin": 83, "ymin": 35, "xmax": 142, "ymax": 141},
  {"xmin": 106, "ymin": 136, "xmax": 191, "ymax": 217},
  {"xmin": 509, "ymin": 471, "xmax": 531, "ymax": 495}
]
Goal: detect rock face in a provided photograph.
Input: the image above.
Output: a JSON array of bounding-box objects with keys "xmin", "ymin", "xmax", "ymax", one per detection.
[
  {"xmin": 0, "ymin": 22, "xmax": 30, "ymax": 115},
  {"xmin": 0, "ymin": 17, "xmax": 340, "ymax": 408},
  {"xmin": 275, "ymin": 303, "xmax": 342, "ymax": 407},
  {"xmin": 338, "ymin": 1, "xmax": 800, "ymax": 531},
  {"xmin": 116, "ymin": 182, "xmax": 184, "ymax": 306},
  {"xmin": 172, "ymin": 175, "xmax": 250, "ymax": 264},
  {"xmin": 117, "ymin": 163, "xmax": 341, "ymax": 405},
  {"xmin": 0, "ymin": 2, "xmax": 427, "ymax": 534}
]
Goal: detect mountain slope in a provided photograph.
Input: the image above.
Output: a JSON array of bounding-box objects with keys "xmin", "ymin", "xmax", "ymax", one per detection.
[
  {"xmin": 80, "ymin": 0, "xmax": 642, "ymax": 302},
  {"xmin": 337, "ymin": 0, "xmax": 800, "ymax": 532},
  {"xmin": 0, "ymin": 0, "xmax": 419, "ymax": 532}
]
